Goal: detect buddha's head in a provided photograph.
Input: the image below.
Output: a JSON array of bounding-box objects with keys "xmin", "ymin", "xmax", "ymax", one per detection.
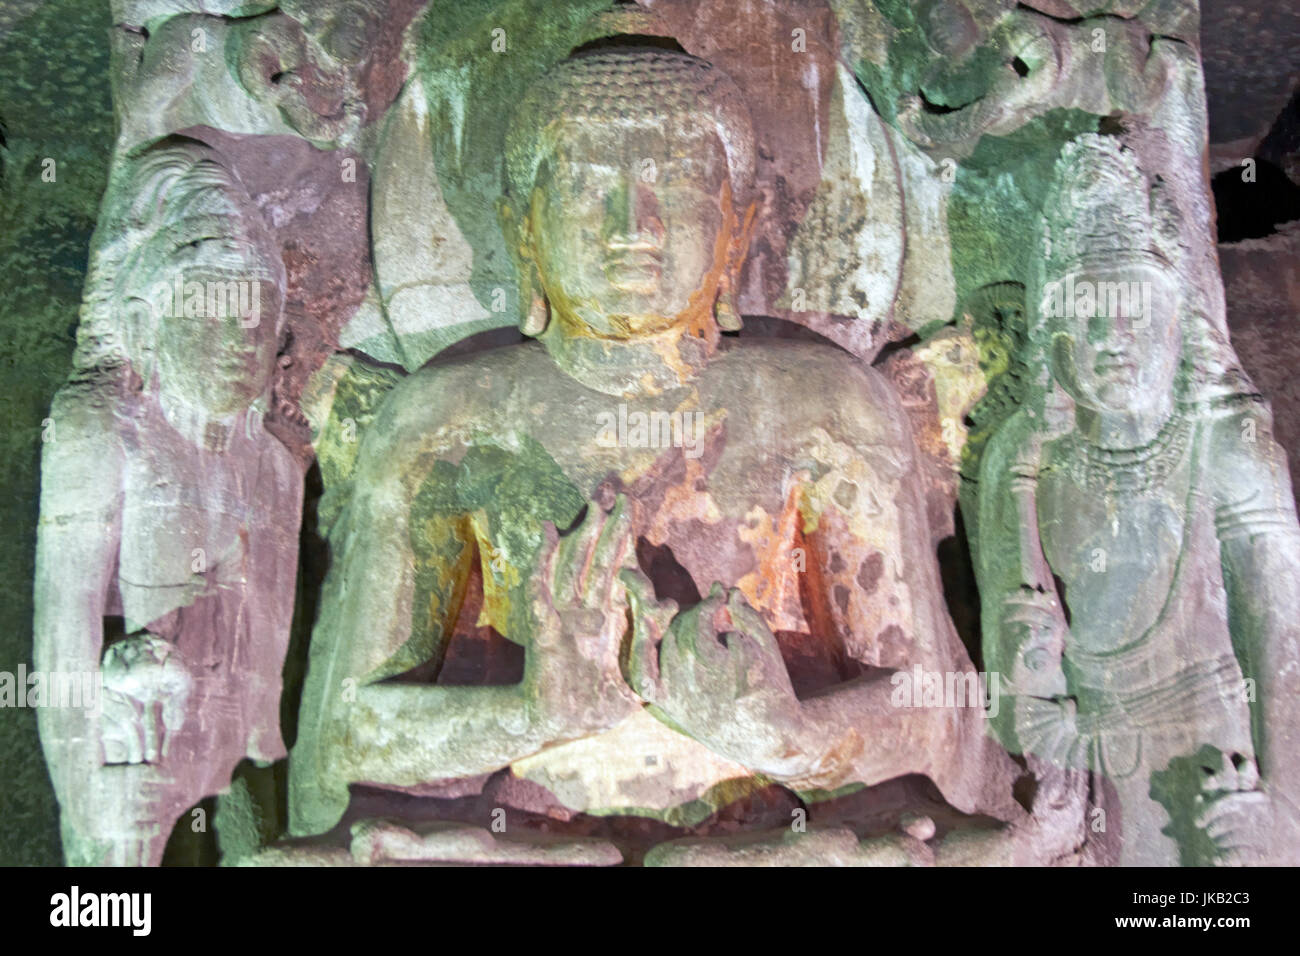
[
  {"xmin": 502, "ymin": 48, "xmax": 757, "ymax": 342},
  {"xmin": 1034, "ymin": 134, "xmax": 1184, "ymax": 417},
  {"xmin": 87, "ymin": 139, "xmax": 285, "ymax": 420}
]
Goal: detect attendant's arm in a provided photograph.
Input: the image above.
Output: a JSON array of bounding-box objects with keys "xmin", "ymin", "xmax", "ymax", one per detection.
[
  {"xmin": 33, "ymin": 383, "xmax": 126, "ymax": 862},
  {"xmin": 1212, "ymin": 409, "xmax": 1300, "ymax": 816}
]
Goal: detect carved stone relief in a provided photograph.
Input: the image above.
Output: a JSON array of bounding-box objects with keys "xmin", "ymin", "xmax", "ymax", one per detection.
[{"xmin": 26, "ymin": 0, "xmax": 1300, "ymax": 867}]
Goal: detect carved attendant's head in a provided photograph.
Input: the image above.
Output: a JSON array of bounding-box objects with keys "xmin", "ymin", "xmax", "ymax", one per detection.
[
  {"xmin": 84, "ymin": 139, "xmax": 285, "ymax": 422},
  {"xmin": 1046, "ymin": 261, "xmax": 1180, "ymax": 414},
  {"xmin": 1035, "ymin": 134, "xmax": 1184, "ymax": 418},
  {"xmin": 503, "ymin": 48, "xmax": 757, "ymax": 341},
  {"xmin": 147, "ymin": 153, "xmax": 282, "ymax": 418}
]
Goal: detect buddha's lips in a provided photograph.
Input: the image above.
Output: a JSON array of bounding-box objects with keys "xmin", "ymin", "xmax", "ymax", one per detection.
[
  {"xmin": 605, "ymin": 250, "xmax": 662, "ymax": 269},
  {"xmin": 1095, "ymin": 355, "xmax": 1136, "ymax": 378},
  {"xmin": 604, "ymin": 252, "xmax": 663, "ymax": 287}
]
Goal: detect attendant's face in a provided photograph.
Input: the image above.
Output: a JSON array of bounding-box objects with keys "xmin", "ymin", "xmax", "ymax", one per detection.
[
  {"xmin": 525, "ymin": 121, "xmax": 735, "ymax": 338},
  {"xmin": 1048, "ymin": 263, "xmax": 1180, "ymax": 415},
  {"xmin": 143, "ymin": 176, "xmax": 282, "ymax": 416}
]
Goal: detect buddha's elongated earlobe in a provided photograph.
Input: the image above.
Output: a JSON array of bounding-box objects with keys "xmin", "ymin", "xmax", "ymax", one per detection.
[
  {"xmin": 714, "ymin": 198, "xmax": 758, "ymax": 332},
  {"xmin": 522, "ymin": 264, "xmax": 549, "ymax": 336},
  {"xmin": 714, "ymin": 277, "xmax": 742, "ymax": 331},
  {"xmin": 500, "ymin": 193, "xmax": 550, "ymax": 336}
]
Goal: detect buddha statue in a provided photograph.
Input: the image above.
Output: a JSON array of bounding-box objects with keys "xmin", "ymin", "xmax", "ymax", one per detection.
[
  {"xmin": 977, "ymin": 134, "xmax": 1300, "ymax": 865},
  {"xmin": 35, "ymin": 139, "xmax": 301, "ymax": 865},
  {"xmin": 289, "ymin": 46, "xmax": 1020, "ymax": 856}
]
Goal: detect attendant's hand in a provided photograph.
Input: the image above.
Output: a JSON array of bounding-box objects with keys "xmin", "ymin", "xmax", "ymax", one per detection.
[
  {"xmin": 1197, "ymin": 755, "xmax": 1275, "ymax": 866},
  {"xmin": 100, "ymin": 633, "xmax": 192, "ymax": 766},
  {"xmin": 1002, "ymin": 586, "xmax": 1069, "ymax": 699}
]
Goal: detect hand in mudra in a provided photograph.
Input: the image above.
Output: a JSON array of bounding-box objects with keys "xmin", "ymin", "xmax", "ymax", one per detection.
[
  {"xmin": 528, "ymin": 490, "xmax": 642, "ymax": 738},
  {"xmin": 621, "ymin": 571, "xmax": 808, "ymax": 775}
]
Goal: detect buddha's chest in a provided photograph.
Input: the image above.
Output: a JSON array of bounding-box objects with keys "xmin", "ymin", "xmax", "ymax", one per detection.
[{"xmin": 523, "ymin": 399, "xmax": 813, "ymax": 590}]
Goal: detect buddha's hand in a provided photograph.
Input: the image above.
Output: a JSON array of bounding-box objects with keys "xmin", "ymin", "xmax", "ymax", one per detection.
[
  {"xmin": 1196, "ymin": 754, "xmax": 1280, "ymax": 866},
  {"xmin": 622, "ymin": 575, "xmax": 811, "ymax": 777},
  {"xmin": 528, "ymin": 492, "xmax": 641, "ymax": 739}
]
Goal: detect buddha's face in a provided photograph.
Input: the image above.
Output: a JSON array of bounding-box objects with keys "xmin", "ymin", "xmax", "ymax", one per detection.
[
  {"xmin": 526, "ymin": 120, "xmax": 734, "ymax": 338},
  {"xmin": 136, "ymin": 172, "xmax": 282, "ymax": 417},
  {"xmin": 1048, "ymin": 262, "xmax": 1180, "ymax": 415}
]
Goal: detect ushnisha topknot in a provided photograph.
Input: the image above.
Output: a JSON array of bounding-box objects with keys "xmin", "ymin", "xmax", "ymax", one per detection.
[{"xmin": 505, "ymin": 47, "xmax": 757, "ymax": 206}]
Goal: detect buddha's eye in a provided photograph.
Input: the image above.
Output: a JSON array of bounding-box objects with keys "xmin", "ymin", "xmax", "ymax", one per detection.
[
  {"xmin": 176, "ymin": 235, "xmax": 237, "ymax": 253},
  {"xmin": 654, "ymin": 165, "xmax": 695, "ymax": 187}
]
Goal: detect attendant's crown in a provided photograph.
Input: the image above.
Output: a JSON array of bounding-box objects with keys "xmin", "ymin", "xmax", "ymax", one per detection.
[{"xmin": 1040, "ymin": 133, "xmax": 1179, "ymax": 279}]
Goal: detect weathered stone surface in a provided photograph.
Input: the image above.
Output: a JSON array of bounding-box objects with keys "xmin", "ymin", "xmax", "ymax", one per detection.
[
  {"xmin": 1220, "ymin": 222, "xmax": 1300, "ymax": 492},
  {"xmin": 975, "ymin": 133, "xmax": 1300, "ymax": 865},
  {"xmin": 1201, "ymin": 0, "xmax": 1300, "ymax": 155},
  {"xmin": 349, "ymin": 819, "xmax": 623, "ymax": 865},
  {"xmin": 17, "ymin": 0, "xmax": 1300, "ymax": 869},
  {"xmin": 645, "ymin": 826, "xmax": 933, "ymax": 866}
]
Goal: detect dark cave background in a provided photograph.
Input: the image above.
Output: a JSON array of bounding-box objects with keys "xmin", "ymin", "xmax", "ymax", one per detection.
[{"xmin": 2, "ymin": 0, "xmax": 1299, "ymax": 865}]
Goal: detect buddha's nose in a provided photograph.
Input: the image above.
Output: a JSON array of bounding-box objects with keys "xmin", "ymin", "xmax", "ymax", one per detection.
[
  {"xmin": 605, "ymin": 175, "xmax": 665, "ymax": 248},
  {"xmin": 1110, "ymin": 312, "xmax": 1141, "ymax": 340}
]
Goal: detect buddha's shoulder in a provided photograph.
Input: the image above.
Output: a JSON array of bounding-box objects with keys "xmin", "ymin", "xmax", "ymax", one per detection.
[
  {"xmin": 711, "ymin": 337, "xmax": 913, "ymax": 452},
  {"xmin": 713, "ymin": 336, "xmax": 905, "ymax": 410},
  {"xmin": 407, "ymin": 340, "xmax": 543, "ymax": 390},
  {"xmin": 356, "ymin": 342, "xmax": 544, "ymax": 457},
  {"xmin": 380, "ymin": 342, "xmax": 543, "ymax": 411}
]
